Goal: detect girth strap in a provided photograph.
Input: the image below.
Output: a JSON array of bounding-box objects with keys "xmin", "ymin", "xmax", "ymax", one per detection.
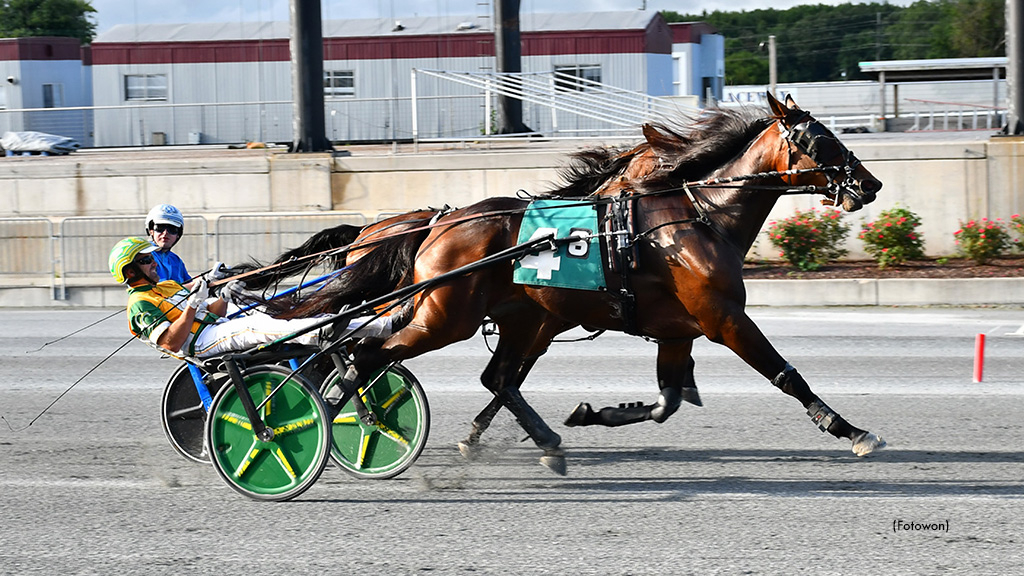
[{"xmin": 602, "ymin": 195, "xmax": 640, "ymax": 335}]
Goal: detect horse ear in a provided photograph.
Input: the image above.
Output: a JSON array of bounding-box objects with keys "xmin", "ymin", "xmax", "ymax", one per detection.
[
  {"xmin": 642, "ymin": 124, "xmax": 678, "ymax": 156},
  {"xmin": 766, "ymin": 91, "xmax": 788, "ymax": 118},
  {"xmin": 785, "ymin": 93, "xmax": 801, "ymax": 111}
]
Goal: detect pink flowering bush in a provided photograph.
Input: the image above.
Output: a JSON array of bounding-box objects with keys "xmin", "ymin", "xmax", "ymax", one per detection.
[
  {"xmin": 1011, "ymin": 214, "xmax": 1024, "ymax": 253},
  {"xmin": 858, "ymin": 206, "xmax": 926, "ymax": 268},
  {"xmin": 767, "ymin": 208, "xmax": 849, "ymax": 271},
  {"xmin": 954, "ymin": 217, "xmax": 1011, "ymax": 264}
]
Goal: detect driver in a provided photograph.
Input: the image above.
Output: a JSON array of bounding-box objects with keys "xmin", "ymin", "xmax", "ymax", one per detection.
[
  {"xmin": 145, "ymin": 204, "xmax": 192, "ymax": 285},
  {"xmin": 109, "ymin": 237, "xmax": 394, "ymax": 358}
]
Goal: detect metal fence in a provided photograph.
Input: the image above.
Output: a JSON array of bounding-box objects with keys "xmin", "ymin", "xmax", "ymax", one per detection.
[
  {"xmin": 0, "ymin": 217, "xmax": 54, "ymax": 278},
  {"xmin": 0, "ymin": 212, "xmax": 367, "ymax": 299},
  {"xmin": 214, "ymin": 212, "xmax": 366, "ymax": 266},
  {"xmin": 905, "ymin": 98, "xmax": 1004, "ymax": 131},
  {"xmin": 57, "ymin": 215, "xmax": 209, "ymax": 299}
]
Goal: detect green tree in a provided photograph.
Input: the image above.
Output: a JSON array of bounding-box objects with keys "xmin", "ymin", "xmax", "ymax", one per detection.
[
  {"xmin": 663, "ymin": 0, "xmax": 1005, "ymax": 85},
  {"xmin": 724, "ymin": 50, "xmax": 767, "ymax": 85},
  {"xmin": 886, "ymin": 0, "xmax": 955, "ymax": 60},
  {"xmin": 0, "ymin": 0, "xmax": 97, "ymax": 44},
  {"xmin": 951, "ymin": 0, "xmax": 1004, "ymax": 57}
]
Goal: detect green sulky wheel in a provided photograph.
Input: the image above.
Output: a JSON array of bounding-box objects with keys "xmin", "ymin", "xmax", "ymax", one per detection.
[
  {"xmin": 205, "ymin": 365, "xmax": 331, "ymax": 501},
  {"xmin": 320, "ymin": 363, "xmax": 430, "ymax": 480}
]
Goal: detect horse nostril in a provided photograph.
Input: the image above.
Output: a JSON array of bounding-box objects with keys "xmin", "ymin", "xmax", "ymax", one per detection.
[{"xmin": 861, "ymin": 178, "xmax": 882, "ymax": 195}]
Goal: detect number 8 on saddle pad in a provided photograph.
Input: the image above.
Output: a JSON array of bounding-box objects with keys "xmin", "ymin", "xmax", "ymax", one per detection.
[{"xmin": 513, "ymin": 199, "xmax": 606, "ymax": 291}]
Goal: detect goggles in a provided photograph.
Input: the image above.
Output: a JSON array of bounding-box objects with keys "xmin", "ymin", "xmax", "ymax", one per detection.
[{"xmin": 152, "ymin": 224, "xmax": 181, "ymax": 235}]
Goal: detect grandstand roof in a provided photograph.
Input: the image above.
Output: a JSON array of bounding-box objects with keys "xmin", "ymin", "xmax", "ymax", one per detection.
[{"xmin": 859, "ymin": 57, "xmax": 1007, "ymax": 81}]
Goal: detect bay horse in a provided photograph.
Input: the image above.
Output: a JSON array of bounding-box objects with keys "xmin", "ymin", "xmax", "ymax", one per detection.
[{"xmin": 264, "ymin": 93, "xmax": 886, "ymax": 474}]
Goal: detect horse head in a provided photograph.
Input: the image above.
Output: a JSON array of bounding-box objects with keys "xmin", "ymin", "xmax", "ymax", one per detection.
[{"xmin": 767, "ymin": 92, "xmax": 881, "ymax": 212}]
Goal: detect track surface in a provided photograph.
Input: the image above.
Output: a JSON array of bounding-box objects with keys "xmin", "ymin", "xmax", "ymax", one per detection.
[{"xmin": 1, "ymin": 307, "xmax": 1022, "ymax": 575}]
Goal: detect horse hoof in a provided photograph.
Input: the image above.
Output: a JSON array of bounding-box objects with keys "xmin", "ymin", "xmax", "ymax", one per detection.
[
  {"xmin": 852, "ymin": 432, "xmax": 887, "ymax": 457},
  {"xmin": 564, "ymin": 402, "xmax": 593, "ymax": 427},
  {"xmin": 681, "ymin": 387, "xmax": 703, "ymax": 407},
  {"xmin": 458, "ymin": 440, "xmax": 480, "ymax": 461},
  {"xmin": 540, "ymin": 451, "xmax": 567, "ymax": 476}
]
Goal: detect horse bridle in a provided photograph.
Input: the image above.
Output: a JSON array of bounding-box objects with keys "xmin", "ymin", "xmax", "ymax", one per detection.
[{"xmin": 778, "ymin": 112, "xmax": 864, "ymax": 207}]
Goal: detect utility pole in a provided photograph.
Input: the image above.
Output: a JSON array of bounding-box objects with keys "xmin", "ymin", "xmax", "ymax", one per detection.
[
  {"xmin": 876, "ymin": 12, "xmax": 881, "ymax": 61},
  {"xmin": 760, "ymin": 35, "xmax": 777, "ymax": 98},
  {"xmin": 1006, "ymin": 0, "xmax": 1024, "ymax": 134},
  {"xmin": 289, "ymin": 0, "xmax": 331, "ymax": 152},
  {"xmin": 493, "ymin": 0, "xmax": 530, "ymax": 134}
]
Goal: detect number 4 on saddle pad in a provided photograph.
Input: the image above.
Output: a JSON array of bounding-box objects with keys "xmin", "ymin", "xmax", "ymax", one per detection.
[{"xmin": 513, "ymin": 199, "xmax": 606, "ymax": 291}]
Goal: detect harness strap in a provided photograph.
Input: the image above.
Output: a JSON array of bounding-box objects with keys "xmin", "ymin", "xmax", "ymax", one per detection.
[
  {"xmin": 607, "ymin": 194, "xmax": 639, "ymax": 335},
  {"xmin": 682, "ymin": 182, "xmax": 712, "ymax": 226}
]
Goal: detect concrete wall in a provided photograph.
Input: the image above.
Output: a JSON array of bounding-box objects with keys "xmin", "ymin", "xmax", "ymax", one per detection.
[
  {"xmin": 0, "ymin": 150, "xmax": 331, "ymax": 217},
  {"xmin": 2, "ymin": 134, "xmax": 1023, "ymax": 259}
]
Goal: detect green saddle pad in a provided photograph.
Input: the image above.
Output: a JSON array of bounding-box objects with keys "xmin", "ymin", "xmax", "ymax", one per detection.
[{"xmin": 513, "ymin": 199, "xmax": 605, "ymax": 291}]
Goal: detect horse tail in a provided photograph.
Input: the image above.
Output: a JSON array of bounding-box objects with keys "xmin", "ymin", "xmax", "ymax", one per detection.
[
  {"xmin": 267, "ymin": 224, "xmax": 430, "ymax": 318},
  {"xmin": 232, "ymin": 223, "xmax": 364, "ymax": 291}
]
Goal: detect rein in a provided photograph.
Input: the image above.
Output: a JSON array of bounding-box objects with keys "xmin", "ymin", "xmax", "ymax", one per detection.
[
  {"xmin": 223, "ymin": 164, "xmax": 836, "ymax": 287},
  {"xmin": 225, "ymin": 112, "xmax": 851, "ymax": 289},
  {"xmin": 617, "ymin": 165, "xmax": 841, "ymax": 241}
]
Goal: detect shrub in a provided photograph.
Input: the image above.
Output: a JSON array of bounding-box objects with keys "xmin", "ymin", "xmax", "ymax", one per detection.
[
  {"xmin": 954, "ymin": 218, "xmax": 1011, "ymax": 264},
  {"xmin": 1011, "ymin": 214, "xmax": 1024, "ymax": 253},
  {"xmin": 858, "ymin": 206, "xmax": 926, "ymax": 268},
  {"xmin": 767, "ymin": 207, "xmax": 850, "ymax": 271}
]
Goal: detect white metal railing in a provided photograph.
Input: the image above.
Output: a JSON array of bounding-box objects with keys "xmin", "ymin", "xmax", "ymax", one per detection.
[
  {"xmin": 3, "ymin": 212, "xmax": 366, "ymax": 300},
  {"xmin": 0, "ymin": 99, "xmax": 404, "ymax": 147},
  {"xmin": 0, "ymin": 217, "xmax": 53, "ymax": 277},
  {"xmin": 57, "ymin": 215, "xmax": 209, "ymax": 300},
  {"xmin": 213, "ymin": 211, "xmax": 366, "ymax": 266},
  {"xmin": 822, "ymin": 114, "xmax": 879, "ymax": 132},
  {"xmin": 905, "ymin": 98, "xmax": 1005, "ymax": 131},
  {"xmin": 411, "ymin": 69, "xmax": 696, "ymax": 147}
]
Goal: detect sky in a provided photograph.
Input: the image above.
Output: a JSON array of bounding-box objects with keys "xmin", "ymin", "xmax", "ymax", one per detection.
[{"xmin": 89, "ymin": 0, "xmax": 913, "ymax": 36}]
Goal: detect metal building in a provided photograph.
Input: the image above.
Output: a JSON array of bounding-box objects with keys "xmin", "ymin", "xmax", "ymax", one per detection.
[
  {"xmin": 0, "ymin": 37, "xmax": 93, "ymax": 147},
  {"xmin": 88, "ymin": 11, "xmax": 724, "ymax": 146}
]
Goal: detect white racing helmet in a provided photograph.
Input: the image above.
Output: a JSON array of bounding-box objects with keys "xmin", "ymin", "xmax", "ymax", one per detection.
[{"xmin": 145, "ymin": 204, "xmax": 184, "ymax": 247}]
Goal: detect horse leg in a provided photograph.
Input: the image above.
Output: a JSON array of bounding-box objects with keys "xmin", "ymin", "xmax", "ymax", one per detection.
[
  {"xmin": 467, "ymin": 316, "xmax": 566, "ymax": 474},
  {"xmin": 565, "ymin": 339, "xmax": 701, "ymax": 427},
  {"xmin": 712, "ymin": 309, "xmax": 885, "ymax": 456},
  {"xmin": 457, "ymin": 355, "xmax": 538, "ymax": 460},
  {"xmin": 343, "ymin": 284, "xmax": 568, "ymax": 472},
  {"xmin": 457, "ymin": 396, "xmax": 503, "ymax": 460},
  {"xmin": 500, "ymin": 385, "xmax": 567, "ymax": 475}
]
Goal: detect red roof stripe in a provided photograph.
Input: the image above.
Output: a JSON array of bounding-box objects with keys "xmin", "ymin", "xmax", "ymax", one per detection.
[
  {"xmin": 0, "ymin": 37, "xmax": 83, "ymax": 61},
  {"xmin": 91, "ymin": 28, "xmax": 677, "ymax": 65}
]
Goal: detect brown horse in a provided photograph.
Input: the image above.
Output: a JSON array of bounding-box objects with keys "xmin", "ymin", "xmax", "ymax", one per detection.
[{"xmin": 267, "ymin": 93, "xmax": 886, "ymax": 474}]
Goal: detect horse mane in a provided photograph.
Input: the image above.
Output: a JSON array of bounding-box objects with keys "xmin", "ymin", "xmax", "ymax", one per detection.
[
  {"xmin": 648, "ymin": 107, "xmax": 775, "ymax": 183},
  {"xmin": 540, "ymin": 107, "xmax": 773, "ymax": 198},
  {"xmin": 542, "ymin": 147, "xmax": 636, "ymax": 198}
]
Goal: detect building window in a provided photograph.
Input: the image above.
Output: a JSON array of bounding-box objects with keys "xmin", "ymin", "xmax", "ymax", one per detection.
[
  {"xmin": 42, "ymin": 83, "xmax": 64, "ymax": 108},
  {"xmin": 124, "ymin": 74, "xmax": 167, "ymax": 101},
  {"xmin": 324, "ymin": 70, "xmax": 355, "ymax": 98},
  {"xmin": 554, "ymin": 65, "xmax": 601, "ymax": 92}
]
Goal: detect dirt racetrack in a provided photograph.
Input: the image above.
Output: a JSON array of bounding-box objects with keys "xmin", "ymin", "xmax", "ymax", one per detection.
[{"xmin": 1, "ymin": 308, "xmax": 1022, "ymax": 575}]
